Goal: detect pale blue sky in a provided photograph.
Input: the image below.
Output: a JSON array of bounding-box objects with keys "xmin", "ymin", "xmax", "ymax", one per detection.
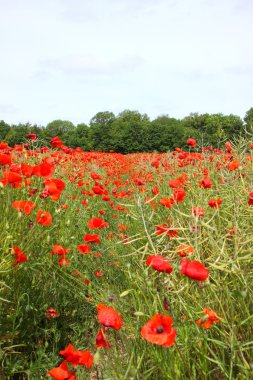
[{"xmin": 0, "ymin": 0, "xmax": 252, "ymax": 125}]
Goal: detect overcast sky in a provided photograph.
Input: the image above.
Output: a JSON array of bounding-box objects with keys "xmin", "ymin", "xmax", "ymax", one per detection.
[{"xmin": 0, "ymin": 0, "xmax": 252, "ymax": 126}]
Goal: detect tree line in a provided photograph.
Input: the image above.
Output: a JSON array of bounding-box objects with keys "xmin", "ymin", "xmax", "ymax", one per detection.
[{"xmin": 1, "ymin": 108, "xmax": 253, "ymax": 153}]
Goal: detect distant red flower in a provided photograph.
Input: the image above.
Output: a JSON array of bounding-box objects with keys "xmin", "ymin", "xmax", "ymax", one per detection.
[
  {"xmin": 146, "ymin": 255, "xmax": 173, "ymax": 274},
  {"xmin": 173, "ymin": 188, "xmax": 186, "ymax": 202},
  {"xmin": 51, "ymin": 245, "xmax": 70, "ymax": 256},
  {"xmin": 192, "ymin": 207, "xmax": 205, "ymax": 217},
  {"xmin": 46, "ymin": 307, "xmax": 59, "ymax": 319},
  {"xmin": 248, "ymin": 192, "xmax": 253, "ymax": 206},
  {"xmin": 36, "ymin": 210, "xmax": 52, "ymax": 226},
  {"xmin": 176, "ymin": 244, "xmax": 194, "ymax": 257},
  {"xmin": 96, "ymin": 304, "xmax": 123, "ymax": 330},
  {"xmin": 141, "ymin": 314, "xmax": 176, "ymax": 347},
  {"xmin": 88, "ymin": 217, "xmax": 109, "ymax": 230},
  {"xmin": 51, "ymin": 136, "xmax": 63, "ymax": 149},
  {"xmin": 199, "ymin": 177, "xmax": 212, "ymax": 189},
  {"xmin": 208, "ymin": 198, "xmax": 222, "ymax": 209},
  {"xmin": 12, "ymin": 200, "xmax": 35, "ymax": 215},
  {"xmin": 58, "ymin": 257, "xmax": 69, "ymax": 266},
  {"xmin": 47, "ymin": 360, "xmax": 76, "ymax": 380},
  {"xmin": 77, "ymin": 244, "xmax": 91, "ymax": 254},
  {"xmin": 181, "ymin": 259, "xmax": 209, "ymax": 281},
  {"xmin": 225, "ymin": 141, "xmax": 232, "ymax": 153},
  {"xmin": 186, "ymin": 138, "xmax": 197, "ymax": 148},
  {"xmin": 26, "ymin": 133, "xmax": 37, "ymax": 140},
  {"xmin": 12, "ymin": 246, "xmax": 28, "ymax": 267},
  {"xmin": 94, "ymin": 271, "xmax": 103, "ymax": 277},
  {"xmin": 196, "ymin": 307, "xmax": 222, "ymax": 328},
  {"xmin": 83, "ymin": 234, "xmax": 101, "ymax": 243},
  {"xmin": 96, "ymin": 328, "xmax": 111, "ymax": 348},
  {"xmin": 59, "ymin": 343, "xmax": 93, "ymax": 368},
  {"xmin": 160, "ymin": 197, "xmax": 174, "ymax": 208}
]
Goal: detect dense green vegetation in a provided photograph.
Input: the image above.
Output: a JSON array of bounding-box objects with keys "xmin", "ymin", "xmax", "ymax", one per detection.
[{"xmin": 1, "ymin": 107, "xmax": 253, "ymax": 152}]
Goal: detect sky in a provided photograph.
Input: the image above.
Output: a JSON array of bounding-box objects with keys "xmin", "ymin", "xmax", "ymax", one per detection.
[{"xmin": 0, "ymin": 0, "xmax": 252, "ymax": 126}]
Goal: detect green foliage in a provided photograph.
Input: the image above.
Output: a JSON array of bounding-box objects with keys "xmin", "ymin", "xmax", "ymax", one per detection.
[{"xmin": 0, "ymin": 108, "xmax": 252, "ymax": 153}]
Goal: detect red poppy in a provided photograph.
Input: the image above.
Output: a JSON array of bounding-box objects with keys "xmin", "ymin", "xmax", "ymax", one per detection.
[
  {"xmin": 47, "ymin": 360, "xmax": 76, "ymax": 380},
  {"xmin": 176, "ymin": 244, "xmax": 194, "ymax": 257},
  {"xmin": 12, "ymin": 200, "xmax": 35, "ymax": 215},
  {"xmin": 26, "ymin": 133, "xmax": 37, "ymax": 140},
  {"xmin": 199, "ymin": 177, "xmax": 212, "ymax": 189},
  {"xmin": 96, "ymin": 328, "xmax": 111, "ymax": 348},
  {"xmin": 181, "ymin": 259, "xmax": 209, "ymax": 281},
  {"xmin": 96, "ymin": 304, "xmax": 123, "ymax": 330},
  {"xmin": 43, "ymin": 178, "xmax": 65, "ymax": 201},
  {"xmin": 51, "ymin": 245, "xmax": 70, "ymax": 256},
  {"xmin": 186, "ymin": 138, "xmax": 196, "ymax": 148},
  {"xmin": 59, "ymin": 343, "xmax": 93, "ymax": 368},
  {"xmin": 88, "ymin": 217, "xmax": 109, "ymax": 230},
  {"xmin": 83, "ymin": 234, "xmax": 101, "ymax": 243},
  {"xmin": 248, "ymin": 192, "xmax": 253, "ymax": 206},
  {"xmin": 51, "ymin": 136, "xmax": 63, "ymax": 149},
  {"xmin": 58, "ymin": 257, "xmax": 69, "ymax": 266},
  {"xmin": 196, "ymin": 307, "xmax": 222, "ymax": 328},
  {"xmin": 46, "ymin": 307, "xmax": 59, "ymax": 319},
  {"xmin": 0, "ymin": 153, "xmax": 12, "ymax": 166},
  {"xmin": 36, "ymin": 210, "xmax": 52, "ymax": 226},
  {"xmin": 208, "ymin": 198, "xmax": 222, "ymax": 209},
  {"xmin": 141, "ymin": 314, "xmax": 176, "ymax": 347},
  {"xmin": 146, "ymin": 255, "xmax": 173, "ymax": 274},
  {"xmin": 0, "ymin": 170, "xmax": 22, "ymax": 186},
  {"xmin": 77, "ymin": 244, "xmax": 91, "ymax": 254},
  {"xmin": 13, "ymin": 246, "xmax": 28, "ymax": 267},
  {"xmin": 173, "ymin": 188, "xmax": 186, "ymax": 202},
  {"xmin": 160, "ymin": 197, "xmax": 174, "ymax": 208},
  {"xmin": 192, "ymin": 207, "xmax": 205, "ymax": 217}
]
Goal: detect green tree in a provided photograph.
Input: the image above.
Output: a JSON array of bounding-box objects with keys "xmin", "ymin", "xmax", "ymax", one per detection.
[
  {"xmin": 0, "ymin": 120, "xmax": 11, "ymax": 140},
  {"xmin": 45, "ymin": 120, "xmax": 75, "ymax": 141}
]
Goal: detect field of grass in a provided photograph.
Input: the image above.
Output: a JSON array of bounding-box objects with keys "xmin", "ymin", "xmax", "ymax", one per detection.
[{"xmin": 0, "ymin": 137, "xmax": 252, "ymax": 379}]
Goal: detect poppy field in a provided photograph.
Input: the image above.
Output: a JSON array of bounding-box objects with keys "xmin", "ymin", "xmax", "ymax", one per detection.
[{"xmin": 0, "ymin": 136, "xmax": 253, "ymax": 379}]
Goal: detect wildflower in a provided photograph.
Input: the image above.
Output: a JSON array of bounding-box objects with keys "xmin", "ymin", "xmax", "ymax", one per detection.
[
  {"xmin": 96, "ymin": 304, "xmax": 123, "ymax": 330},
  {"xmin": 146, "ymin": 255, "xmax": 173, "ymax": 274},
  {"xmin": 46, "ymin": 307, "xmax": 59, "ymax": 319},
  {"xmin": 208, "ymin": 198, "xmax": 222, "ymax": 209},
  {"xmin": 181, "ymin": 259, "xmax": 209, "ymax": 281},
  {"xmin": 13, "ymin": 246, "xmax": 27, "ymax": 267},
  {"xmin": 36, "ymin": 210, "xmax": 52, "ymax": 226},
  {"xmin": 83, "ymin": 234, "xmax": 101, "ymax": 243},
  {"xmin": 141, "ymin": 314, "xmax": 176, "ymax": 347},
  {"xmin": 12, "ymin": 200, "xmax": 35, "ymax": 215},
  {"xmin": 47, "ymin": 360, "xmax": 76, "ymax": 380},
  {"xmin": 186, "ymin": 138, "xmax": 197, "ymax": 148},
  {"xmin": 96, "ymin": 328, "xmax": 111, "ymax": 348},
  {"xmin": 88, "ymin": 217, "xmax": 109, "ymax": 230},
  {"xmin": 59, "ymin": 343, "xmax": 93, "ymax": 368},
  {"xmin": 196, "ymin": 307, "xmax": 222, "ymax": 328},
  {"xmin": 192, "ymin": 207, "xmax": 205, "ymax": 217}
]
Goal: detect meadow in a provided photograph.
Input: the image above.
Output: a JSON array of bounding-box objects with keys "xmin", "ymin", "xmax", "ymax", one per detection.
[{"xmin": 0, "ymin": 136, "xmax": 252, "ymax": 379}]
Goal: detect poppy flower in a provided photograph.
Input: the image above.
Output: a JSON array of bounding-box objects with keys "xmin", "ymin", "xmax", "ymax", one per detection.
[
  {"xmin": 146, "ymin": 255, "xmax": 173, "ymax": 274},
  {"xmin": 51, "ymin": 245, "xmax": 70, "ymax": 256},
  {"xmin": 160, "ymin": 197, "xmax": 174, "ymax": 208},
  {"xmin": 199, "ymin": 177, "xmax": 212, "ymax": 189},
  {"xmin": 0, "ymin": 170, "xmax": 22, "ymax": 186},
  {"xmin": 192, "ymin": 207, "xmax": 205, "ymax": 217},
  {"xmin": 208, "ymin": 198, "xmax": 222, "ymax": 209},
  {"xmin": 88, "ymin": 217, "xmax": 109, "ymax": 230},
  {"xmin": 77, "ymin": 244, "xmax": 91, "ymax": 254},
  {"xmin": 59, "ymin": 343, "xmax": 93, "ymax": 368},
  {"xmin": 12, "ymin": 200, "xmax": 35, "ymax": 215},
  {"xmin": 141, "ymin": 314, "xmax": 176, "ymax": 347},
  {"xmin": 58, "ymin": 257, "xmax": 69, "ymax": 266},
  {"xmin": 47, "ymin": 360, "xmax": 76, "ymax": 380},
  {"xmin": 26, "ymin": 133, "xmax": 37, "ymax": 140},
  {"xmin": 176, "ymin": 244, "xmax": 194, "ymax": 257},
  {"xmin": 0, "ymin": 153, "xmax": 12, "ymax": 166},
  {"xmin": 36, "ymin": 210, "xmax": 52, "ymax": 226},
  {"xmin": 96, "ymin": 304, "xmax": 123, "ymax": 330},
  {"xmin": 51, "ymin": 136, "xmax": 63, "ymax": 149},
  {"xmin": 196, "ymin": 307, "xmax": 222, "ymax": 328},
  {"xmin": 96, "ymin": 328, "xmax": 111, "ymax": 348},
  {"xmin": 248, "ymin": 192, "xmax": 253, "ymax": 206},
  {"xmin": 173, "ymin": 188, "xmax": 186, "ymax": 202},
  {"xmin": 186, "ymin": 138, "xmax": 197, "ymax": 148},
  {"xmin": 43, "ymin": 178, "xmax": 65, "ymax": 201},
  {"xmin": 46, "ymin": 307, "xmax": 59, "ymax": 319},
  {"xmin": 181, "ymin": 259, "xmax": 209, "ymax": 281},
  {"xmin": 83, "ymin": 234, "xmax": 101, "ymax": 243},
  {"xmin": 13, "ymin": 246, "xmax": 28, "ymax": 267}
]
